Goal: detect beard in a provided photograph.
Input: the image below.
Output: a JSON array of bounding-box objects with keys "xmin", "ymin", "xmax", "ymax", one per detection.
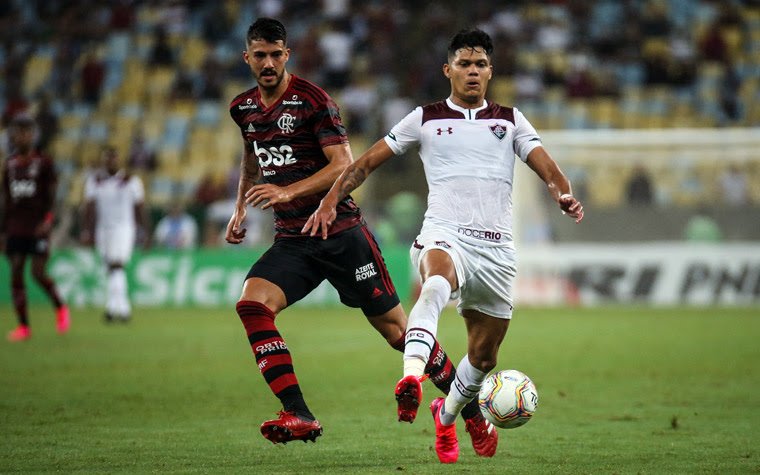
[{"xmin": 257, "ymin": 68, "xmax": 285, "ymax": 91}]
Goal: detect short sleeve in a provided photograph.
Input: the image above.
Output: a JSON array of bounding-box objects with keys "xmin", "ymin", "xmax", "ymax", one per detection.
[
  {"xmin": 312, "ymin": 95, "xmax": 348, "ymax": 148},
  {"xmin": 83, "ymin": 174, "xmax": 96, "ymax": 200},
  {"xmin": 513, "ymin": 108, "xmax": 542, "ymax": 162},
  {"xmin": 130, "ymin": 176, "xmax": 145, "ymax": 203},
  {"xmin": 383, "ymin": 107, "xmax": 423, "ymax": 155}
]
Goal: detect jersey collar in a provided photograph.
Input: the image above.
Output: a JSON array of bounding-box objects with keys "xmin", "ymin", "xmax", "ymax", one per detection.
[{"xmin": 446, "ymin": 98, "xmax": 488, "ymax": 119}]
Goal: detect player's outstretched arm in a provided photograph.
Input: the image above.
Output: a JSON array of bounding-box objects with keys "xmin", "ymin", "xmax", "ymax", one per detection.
[
  {"xmin": 303, "ymin": 139, "xmax": 395, "ymax": 239},
  {"xmin": 226, "ymin": 144, "xmax": 260, "ymax": 244},
  {"xmin": 526, "ymin": 146, "xmax": 584, "ymax": 223}
]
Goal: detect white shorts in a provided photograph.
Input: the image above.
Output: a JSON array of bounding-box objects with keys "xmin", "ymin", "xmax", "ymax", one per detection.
[
  {"xmin": 96, "ymin": 226, "xmax": 135, "ymax": 265},
  {"xmin": 409, "ymin": 229, "xmax": 516, "ymax": 319}
]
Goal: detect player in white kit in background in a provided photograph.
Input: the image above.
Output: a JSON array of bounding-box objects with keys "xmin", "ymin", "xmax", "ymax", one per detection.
[
  {"xmin": 80, "ymin": 146, "xmax": 146, "ymax": 322},
  {"xmin": 305, "ymin": 28, "xmax": 584, "ymax": 464}
]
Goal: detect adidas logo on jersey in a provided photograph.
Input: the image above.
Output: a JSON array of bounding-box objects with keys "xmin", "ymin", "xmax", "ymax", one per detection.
[{"xmin": 246, "ymin": 123, "xmax": 256, "ymax": 133}]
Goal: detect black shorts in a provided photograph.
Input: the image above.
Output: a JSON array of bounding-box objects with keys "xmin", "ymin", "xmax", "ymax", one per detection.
[
  {"xmin": 5, "ymin": 236, "xmax": 49, "ymax": 256},
  {"xmin": 246, "ymin": 224, "xmax": 400, "ymax": 317}
]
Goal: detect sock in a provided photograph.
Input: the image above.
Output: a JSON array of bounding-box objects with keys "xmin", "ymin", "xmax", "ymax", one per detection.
[
  {"xmin": 106, "ymin": 269, "xmax": 120, "ymax": 316},
  {"xmin": 11, "ymin": 282, "xmax": 29, "ymax": 326},
  {"xmin": 236, "ymin": 300, "xmax": 313, "ymax": 420},
  {"xmin": 112, "ymin": 268, "xmax": 130, "ymax": 317},
  {"xmin": 403, "ymin": 275, "xmax": 451, "ymax": 375},
  {"xmin": 440, "ymin": 355, "xmax": 488, "ymax": 425},
  {"xmin": 35, "ymin": 275, "xmax": 63, "ymax": 308}
]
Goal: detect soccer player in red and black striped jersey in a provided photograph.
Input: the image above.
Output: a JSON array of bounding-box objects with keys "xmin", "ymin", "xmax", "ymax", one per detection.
[
  {"xmin": 1, "ymin": 113, "xmax": 69, "ymax": 342},
  {"xmin": 226, "ymin": 18, "xmax": 484, "ymax": 446}
]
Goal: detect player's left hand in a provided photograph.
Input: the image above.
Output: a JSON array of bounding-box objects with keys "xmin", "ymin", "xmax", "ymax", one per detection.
[
  {"xmin": 559, "ymin": 193, "xmax": 584, "ymax": 223},
  {"xmin": 302, "ymin": 200, "xmax": 337, "ymax": 240},
  {"xmin": 244, "ymin": 183, "xmax": 292, "ymax": 209}
]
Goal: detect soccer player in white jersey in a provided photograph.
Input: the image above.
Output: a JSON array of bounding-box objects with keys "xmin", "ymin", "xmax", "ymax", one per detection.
[
  {"xmin": 304, "ymin": 28, "xmax": 583, "ymax": 463},
  {"xmin": 80, "ymin": 146, "xmax": 146, "ymax": 322}
]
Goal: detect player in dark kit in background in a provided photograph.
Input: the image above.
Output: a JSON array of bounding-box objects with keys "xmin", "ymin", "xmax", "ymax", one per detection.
[
  {"xmin": 0, "ymin": 114, "xmax": 70, "ymax": 342},
  {"xmin": 225, "ymin": 19, "xmax": 496, "ymax": 454}
]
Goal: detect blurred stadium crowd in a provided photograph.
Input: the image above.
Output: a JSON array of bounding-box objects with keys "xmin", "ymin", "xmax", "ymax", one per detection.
[{"xmin": 0, "ymin": 0, "xmax": 758, "ymax": 247}]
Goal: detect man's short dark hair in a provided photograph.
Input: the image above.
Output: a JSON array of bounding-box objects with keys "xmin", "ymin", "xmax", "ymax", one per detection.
[
  {"xmin": 247, "ymin": 18, "xmax": 287, "ymax": 45},
  {"xmin": 447, "ymin": 28, "xmax": 493, "ymax": 60}
]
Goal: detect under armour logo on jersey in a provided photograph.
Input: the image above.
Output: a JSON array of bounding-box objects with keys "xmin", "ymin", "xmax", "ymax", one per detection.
[
  {"xmin": 436, "ymin": 127, "xmax": 453, "ymax": 135},
  {"xmin": 277, "ymin": 113, "xmax": 295, "ymax": 133},
  {"xmin": 489, "ymin": 124, "xmax": 507, "ymax": 140}
]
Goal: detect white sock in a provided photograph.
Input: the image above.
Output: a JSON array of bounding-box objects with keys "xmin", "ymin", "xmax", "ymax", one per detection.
[
  {"xmin": 403, "ymin": 275, "xmax": 451, "ymax": 376},
  {"xmin": 106, "ymin": 269, "xmax": 120, "ymax": 315},
  {"xmin": 440, "ymin": 355, "xmax": 488, "ymax": 425},
  {"xmin": 116, "ymin": 269, "xmax": 132, "ymax": 317},
  {"xmin": 111, "ymin": 268, "xmax": 130, "ymax": 318}
]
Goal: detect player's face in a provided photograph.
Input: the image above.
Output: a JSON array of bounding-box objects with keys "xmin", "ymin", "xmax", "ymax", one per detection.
[
  {"xmin": 443, "ymin": 47, "xmax": 493, "ymax": 106},
  {"xmin": 10, "ymin": 125, "xmax": 35, "ymax": 153},
  {"xmin": 102, "ymin": 151, "xmax": 120, "ymax": 174},
  {"xmin": 244, "ymin": 39, "xmax": 290, "ymax": 91}
]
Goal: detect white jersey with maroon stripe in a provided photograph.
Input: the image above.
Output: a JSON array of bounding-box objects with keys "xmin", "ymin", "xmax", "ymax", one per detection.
[{"xmin": 384, "ymin": 98, "xmax": 542, "ymax": 247}]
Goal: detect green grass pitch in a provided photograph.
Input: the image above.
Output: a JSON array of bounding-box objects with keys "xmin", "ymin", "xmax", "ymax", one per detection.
[{"xmin": 1, "ymin": 305, "xmax": 758, "ymax": 473}]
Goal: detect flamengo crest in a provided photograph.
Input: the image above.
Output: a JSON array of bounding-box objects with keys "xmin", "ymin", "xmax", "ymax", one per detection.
[{"xmin": 489, "ymin": 124, "xmax": 507, "ymax": 140}]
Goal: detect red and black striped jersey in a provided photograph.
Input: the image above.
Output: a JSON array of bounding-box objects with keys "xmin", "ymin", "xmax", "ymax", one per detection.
[
  {"xmin": 229, "ymin": 74, "xmax": 362, "ymax": 238},
  {"xmin": 1, "ymin": 152, "xmax": 57, "ymax": 237}
]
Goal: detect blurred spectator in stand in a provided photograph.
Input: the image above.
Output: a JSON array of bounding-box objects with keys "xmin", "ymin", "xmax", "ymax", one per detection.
[
  {"xmin": 127, "ymin": 131, "xmax": 157, "ymax": 172},
  {"xmin": 338, "ymin": 74, "xmax": 378, "ymax": 134},
  {"xmin": 699, "ymin": 22, "xmax": 727, "ymax": 62},
  {"xmin": 639, "ymin": 1, "xmax": 671, "ymax": 39},
  {"xmin": 719, "ymin": 60, "xmax": 741, "ymax": 123},
  {"xmin": 190, "ymin": 171, "xmax": 226, "ymax": 245},
  {"xmin": 49, "ymin": 36, "xmax": 79, "ymax": 101},
  {"xmin": 193, "ymin": 172, "xmax": 226, "ymax": 208},
  {"xmin": 626, "ymin": 165, "xmax": 654, "ymax": 206},
  {"xmin": 109, "ymin": 0, "xmax": 135, "ymax": 31},
  {"xmin": 170, "ymin": 66, "xmax": 197, "ymax": 102},
  {"xmin": 80, "ymin": 51, "xmax": 105, "ymax": 106},
  {"xmin": 565, "ymin": 54, "xmax": 597, "ymax": 98},
  {"xmin": 34, "ymin": 94, "xmax": 60, "ymax": 154},
  {"xmin": 719, "ymin": 164, "xmax": 748, "ymax": 206},
  {"xmin": 153, "ymin": 203, "xmax": 198, "ymax": 249},
  {"xmin": 643, "ymin": 42, "xmax": 672, "ymax": 85},
  {"xmin": 199, "ymin": 55, "xmax": 224, "ymax": 100},
  {"xmin": 319, "ymin": 18, "xmax": 354, "ymax": 90},
  {"xmin": 1, "ymin": 42, "xmax": 27, "ymax": 102},
  {"xmin": 684, "ymin": 209, "xmax": 723, "ymax": 242},
  {"xmin": 293, "ymin": 25, "xmax": 321, "ymax": 78},
  {"xmin": 149, "ymin": 26, "xmax": 174, "ymax": 67}
]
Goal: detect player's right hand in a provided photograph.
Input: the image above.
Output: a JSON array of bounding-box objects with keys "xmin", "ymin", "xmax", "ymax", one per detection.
[
  {"xmin": 302, "ymin": 200, "xmax": 337, "ymax": 240},
  {"xmin": 225, "ymin": 211, "xmax": 247, "ymax": 244}
]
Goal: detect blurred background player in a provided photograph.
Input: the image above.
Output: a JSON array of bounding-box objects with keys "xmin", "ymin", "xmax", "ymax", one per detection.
[
  {"xmin": 306, "ymin": 28, "xmax": 583, "ymax": 463},
  {"xmin": 1, "ymin": 113, "xmax": 70, "ymax": 342},
  {"xmin": 80, "ymin": 146, "xmax": 146, "ymax": 323},
  {"xmin": 225, "ymin": 18, "xmax": 494, "ymax": 452}
]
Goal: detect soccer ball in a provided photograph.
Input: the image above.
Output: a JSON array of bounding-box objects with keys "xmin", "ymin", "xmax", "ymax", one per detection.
[{"xmin": 478, "ymin": 369, "xmax": 538, "ymax": 429}]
